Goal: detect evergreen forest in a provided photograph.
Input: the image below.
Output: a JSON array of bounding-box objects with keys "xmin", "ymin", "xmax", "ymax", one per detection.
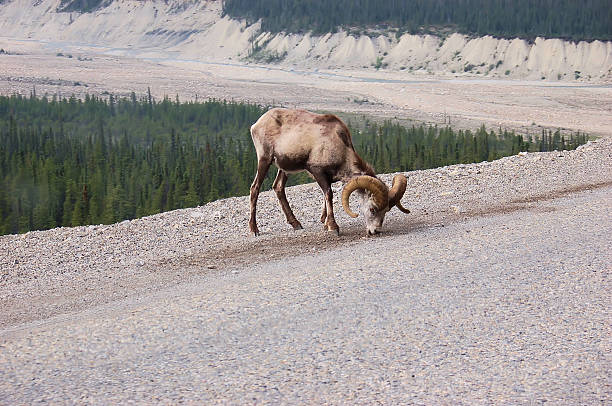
[
  {"xmin": 0, "ymin": 93, "xmax": 587, "ymax": 235},
  {"xmin": 222, "ymin": 0, "xmax": 612, "ymax": 41}
]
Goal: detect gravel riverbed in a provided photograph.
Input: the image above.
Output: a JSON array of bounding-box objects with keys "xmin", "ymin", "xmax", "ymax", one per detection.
[{"xmin": 1, "ymin": 138, "xmax": 611, "ymax": 330}]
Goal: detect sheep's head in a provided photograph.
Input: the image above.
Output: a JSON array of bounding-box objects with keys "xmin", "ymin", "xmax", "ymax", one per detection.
[{"xmin": 341, "ymin": 174, "xmax": 410, "ymax": 235}]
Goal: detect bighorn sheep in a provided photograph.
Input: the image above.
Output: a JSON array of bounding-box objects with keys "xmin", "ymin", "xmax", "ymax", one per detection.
[{"xmin": 249, "ymin": 108, "xmax": 410, "ymax": 236}]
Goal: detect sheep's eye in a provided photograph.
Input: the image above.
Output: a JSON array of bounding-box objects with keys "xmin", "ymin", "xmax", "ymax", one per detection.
[{"xmin": 370, "ymin": 208, "xmax": 377, "ymax": 214}]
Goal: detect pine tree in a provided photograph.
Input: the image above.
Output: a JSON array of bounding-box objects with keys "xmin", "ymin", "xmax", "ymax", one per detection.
[{"xmin": 0, "ymin": 93, "xmax": 588, "ymax": 235}]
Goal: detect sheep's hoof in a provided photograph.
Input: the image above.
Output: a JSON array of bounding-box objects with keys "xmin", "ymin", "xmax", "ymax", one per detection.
[
  {"xmin": 291, "ymin": 221, "xmax": 303, "ymax": 230},
  {"xmin": 324, "ymin": 224, "xmax": 340, "ymax": 235}
]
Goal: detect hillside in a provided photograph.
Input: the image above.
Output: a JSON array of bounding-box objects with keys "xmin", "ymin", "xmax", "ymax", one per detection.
[
  {"xmin": 0, "ymin": 0, "xmax": 610, "ymax": 82},
  {"xmin": 223, "ymin": 0, "xmax": 612, "ymax": 41}
]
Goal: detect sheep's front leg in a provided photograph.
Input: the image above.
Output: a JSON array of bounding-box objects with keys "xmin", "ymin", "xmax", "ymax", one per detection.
[
  {"xmin": 273, "ymin": 170, "xmax": 303, "ymax": 230},
  {"xmin": 320, "ymin": 200, "xmax": 327, "ymax": 224},
  {"xmin": 249, "ymin": 158, "xmax": 272, "ymax": 236},
  {"xmin": 311, "ymin": 169, "xmax": 339, "ymax": 234}
]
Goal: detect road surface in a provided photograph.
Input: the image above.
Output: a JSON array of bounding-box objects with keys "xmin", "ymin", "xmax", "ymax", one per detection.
[{"xmin": 1, "ymin": 185, "xmax": 609, "ymax": 404}]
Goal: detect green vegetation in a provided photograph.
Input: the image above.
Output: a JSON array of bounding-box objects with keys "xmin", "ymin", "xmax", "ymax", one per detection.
[
  {"xmin": 374, "ymin": 57, "xmax": 384, "ymax": 70},
  {"xmin": 351, "ymin": 119, "xmax": 586, "ymax": 174},
  {"xmin": 57, "ymin": 0, "xmax": 107, "ymax": 12},
  {"xmin": 0, "ymin": 93, "xmax": 587, "ymax": 235},
  {"xmin": 0, "ymin": 93, "xmax": 263, "ymax": 235},
  {"xmin": 222, "ymin": 0, "xmax": 612, "ymax": 41}
]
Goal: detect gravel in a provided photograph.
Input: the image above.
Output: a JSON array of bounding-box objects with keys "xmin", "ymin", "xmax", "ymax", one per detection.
[
  {"xmin": 0, "ymin": 160, "xmax": 610, "ymax": 404},
  {"xmin": 1, "ymin": 138, "xmax": 611, "ymax": 329}
]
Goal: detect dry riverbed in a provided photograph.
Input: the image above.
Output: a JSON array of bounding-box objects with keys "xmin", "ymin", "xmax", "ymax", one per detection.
[{"xmin": 1, "ymin": 37, "xmax": 611, "ymax": 138}]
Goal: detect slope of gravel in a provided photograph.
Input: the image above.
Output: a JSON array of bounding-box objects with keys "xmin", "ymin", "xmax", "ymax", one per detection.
[{"xmin": 0, "ymin": 138, "xmax": 611, "ymax": 329}]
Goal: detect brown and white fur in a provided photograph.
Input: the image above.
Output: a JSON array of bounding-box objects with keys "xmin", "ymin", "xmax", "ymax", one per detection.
[{"xmin": 249, "ymin": 108, "xmax": 410, "ymax": 236}]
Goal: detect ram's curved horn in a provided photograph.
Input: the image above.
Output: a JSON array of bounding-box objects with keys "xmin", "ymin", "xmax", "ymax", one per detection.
[
  {"xmin": 341, "ymin": 176, "xmax": 388, "ymax": 218},
  {"xmin": 388, "ymin": 174, "xmax": 410, "ymax": 214}
]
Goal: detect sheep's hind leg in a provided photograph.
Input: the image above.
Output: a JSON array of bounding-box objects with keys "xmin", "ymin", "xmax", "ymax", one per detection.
[
  {"xmin": 249, "ymin": 158, "xmax": 272, "ymax": 236},
  {"xmin": 273, "ymin": 170, "xmax": 303, "ymax": 230}
]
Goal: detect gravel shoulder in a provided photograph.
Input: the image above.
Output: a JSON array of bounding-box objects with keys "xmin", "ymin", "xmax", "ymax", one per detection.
[{"xmin": 1, "ymin": 138, "xmax": 611, "ymax": 330}]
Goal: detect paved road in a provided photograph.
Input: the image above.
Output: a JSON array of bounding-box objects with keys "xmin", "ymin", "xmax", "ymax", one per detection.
[{"xmin": 1, "ymin": 187, "xmax": 610, "ymax": 404}]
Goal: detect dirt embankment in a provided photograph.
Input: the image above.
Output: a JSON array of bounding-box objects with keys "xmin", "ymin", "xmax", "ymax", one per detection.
[{"xmin": 1, "ymin": 139, "xmax": 610, "ymax": 330}]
